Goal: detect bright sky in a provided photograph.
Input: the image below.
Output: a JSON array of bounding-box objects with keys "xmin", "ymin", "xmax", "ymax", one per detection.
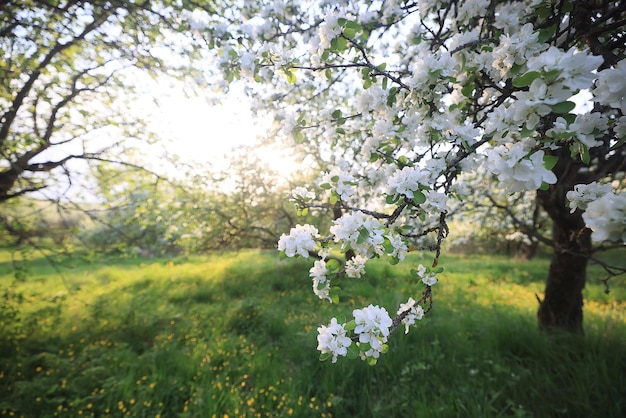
[{"xmin": 135, "ymin": 80, "xmax": 301, "ymax": 181}]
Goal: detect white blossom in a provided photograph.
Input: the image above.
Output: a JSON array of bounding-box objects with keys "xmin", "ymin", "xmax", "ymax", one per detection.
[
  {"xmin": 277, "ymin": 224, "xmax": 319, "ymax": 257},
  {"xmin": 388, "ymin": 166, "xmax": 429, "ymax": 199},
  {"xmin": 309, "ymin": 259, "xmax": 332, "ymax": 301},
  {"xmin": 317, "ymin": 318, "xmax": 352, "ymax": 363},
  {"xmin": 330, "ymin": 211, "xmax": 385, "ymax": 257},
  {"xmin": 526, "ymin": 47, "xmax": 603, "ymax": 91},
  {"xmin": 353, "ymin": 304, "xmax": 392, "ymax": 360},
  {"xmin": 385, "ymin": 230, "xmax": 408, "ymax": 261},
  {"xmin": 320, "ymin": 171, "xmax": 357, "ymax": 202},
  {"xmin": 583, "ymin": 192, "xmax": 626, "ymax": 242},
  {"xmin": 345, "ymin": 255, "xmax": 368, "ymax": 278},
  {"xmin": 566, "ymin": 182, "xmax": 614, "ymax": 213},
  {"xmin": 490, "ymin": 23, "xmax": 546, "ymax": 81},
  {"xmin": 397, "ymin": 297, "xmax": 425, "ymax": 334},
  {"xmin": 570, "ymin": 113, "xmax": 608, "ymax": 148},
  {"xmin": 594, "ymin": 59, "xmax": 626, "ymax": 112},
  {"xmin": 292, "ymin": 186, "xmax": 315, "ymax": 201},
  {"xmin": 485, "ymin": 143, "xmax": 557, "ymax": 193},
  {"xmin": 185, "ymin": 9, "xmax": 209, "ymax": 31},
  {"xmin": 415, "ymin": 264, "xmax": 438, "ymax": 286}
]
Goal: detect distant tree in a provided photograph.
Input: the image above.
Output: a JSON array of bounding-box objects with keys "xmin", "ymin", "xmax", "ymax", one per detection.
[
  {"xmin": 0, "ymin": 0, "xmax": 209, "ymax": 207},
  {"xmin": 79, "ymin": 147, "xmax": 325, "ymax": 255}
]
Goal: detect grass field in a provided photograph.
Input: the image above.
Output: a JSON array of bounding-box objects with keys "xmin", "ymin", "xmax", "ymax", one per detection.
[{"xmin": 0, "ymin": 247, "xmax": 625, "ymax": 417}]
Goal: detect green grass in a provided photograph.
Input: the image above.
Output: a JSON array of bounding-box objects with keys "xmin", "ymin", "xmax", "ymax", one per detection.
[{"xmin": 0, "ymin": 248, "xmax": 624, "ymax": 417}]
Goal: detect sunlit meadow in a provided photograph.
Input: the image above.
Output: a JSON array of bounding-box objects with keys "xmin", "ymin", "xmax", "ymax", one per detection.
[{"xmin": 0, "ymin": 247, "xmax": 624, "ymax": 417}]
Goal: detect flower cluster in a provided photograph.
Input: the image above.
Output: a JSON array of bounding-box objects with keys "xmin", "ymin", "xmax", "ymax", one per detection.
[
  {"xmin": 387, "ymin": 166, "xmax": 429, "ymax": 200},
  {"xmin": 291, "ymin": 187, "xmax": 315, "ymax": 201},
  {"xmin": 397, "ymin": 298, "xmax": 425, "ymax": 334},
  {"xmin": 277, "ymin": 224, "xmax": 319, "ymax": 257},
  {"xmin": 413, "ymin": 264, "xmax": 438, "ymax": 286},
  {"xmin": 329, "ymin": 211, "xmax": 385, "ymax": 258},
  {"xmin": 309, "ymin": 260, "xmax": 331, "ymax": 302},
  {"xmin": 353, "ymin": 304, "xmax": 393, "ymax": 361},
  {"xmin": 317, "ymin": 318, "xmax": 352, "ymax": 363},
  {"xmin": 583, "ymin": 192, "xmax": 626, "ymax": 242},
  {"xmin": 485, "ymin": 144, "xmax": 557, "ymax": 193},
  {"xmin": 566, "ymin": 183, "xmax": 614, "ymax": 213},
  {"xmin": 319, "ymin": 171, "xmax": 357, "ymax": 202},
  {"xmin": 594, "ymin": 59, "xmax": 626, "ymax": 112},
  {"xmin": 345, "ymin": 255, "xmax": 368, "ymax": 278}
]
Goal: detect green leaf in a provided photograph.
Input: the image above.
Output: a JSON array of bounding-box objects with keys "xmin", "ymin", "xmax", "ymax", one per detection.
[
  {"xmin": 386, "ymin": 194, "xmax": 398, "ymax": 204},
  {"xmin": 550, "ymin": 101, "xmax": 576, "ymax": 114},
  {"xmin": 389, "ymin": 256, "xmax": 400, "ymax": 265},
  {"xmin": 562, "ymin": 113, "xmax": 577, "ymax": 124},
  {"xmin": 347, "ymin": 344, "xmax": 360, "ymax": 359},
  {"xmin": 319, "ymin": 352, "xmax": 332, "ymax": 362},
  {"xmin": 357, "ymin": 227, "xmax": 369, "ymax": 244},
  {"xmin": 292, "ymin": 129, "xmax": 305, "ymax": 144},
  {"xmin": 330, "ymin": 191, "xmax": 340, "ymax": 205},
  {"xmin": 538, "ymin": 26, "xmax": 556, "ymax": 43},
  {"xmin": 331, "ymin": 175, "xmax": 340, "ymax": 182},
  {"xmin": 382, "ymin": 77, "xmax": 388, "ymax": 90},
  {"xmin": 510, "ymin": 63, "xmax": 525, "ymax": 75},
  {"xmin": 521, "ymin": 125, "xmax": 535, "ymax": 137},
  {"xmin": 536, "ymin": 5, "xmax": 552, "ymax": 18},
  {"xmin": 543, "ymin": 154, "xmax": 558, "ymax": 170},
  {"xmin": 512, "ymin": 71, "xmax": 541, "ymax": 88},
  {"xmin": 461, "ymin": 84, "xmax": 474, "ymax": 98},
  {"xmin": 330, "ymin": 287, "xmax": 340, "ymax": 304},
  {"xmin": 382, "ymin": 238, "xmax": 394, "ymax": 253},
  {"xmin": 344, "ymin": 320, "xmax": 357, "ymax": 331},
  {"xmin": 284, "ymin": 68, "xmax": 296, "ymax": 84},
  {"xmin": 326, "ymin": 258, "xmax": 341, "ymax": 274},
  {"xmin": 343, "ymin": 27, "xmax": 356, "ymax": 39},
  {"xmin": 325, "ymin": 69, "xmax": 332, "ymax": 80},
  {"xmin": 336, "ymin": 36, "xmax": 348, "ymax": 52},
  {"xmin": 359, "ymin": 342, "xmax": 371, "ymax": 352},
  {"xmin": 331, "ymin": 109, "xmax": 342, "ymax": 119},
  {"xmin": 413, "ymin": 190, "xmax": 426, "ymax": 205},
  {"xmin": 367, "ymin": 357, "xmax": 378, "ymax": 366},
  {"xmin": 320, "ymin": 183, "xmax": 332, "ymax": 190},
  {"xmin": 345, "ymin": 20, "xmax": 362, "ymax": 31}
]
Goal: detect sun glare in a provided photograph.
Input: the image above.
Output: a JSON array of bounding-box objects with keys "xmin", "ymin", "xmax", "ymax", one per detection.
[{"xmin": 143, "ymin": 83, "xmax": 301, "ymax": 180}]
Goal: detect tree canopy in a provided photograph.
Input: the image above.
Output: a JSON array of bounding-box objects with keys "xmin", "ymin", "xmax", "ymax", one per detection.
[
  {"xmin": 185, "ymin": 0, "xmax": 626, "ymax": 362},
  {"xmin": 0, "ymin": 0, "xmax": 204, "ymax": 204}
]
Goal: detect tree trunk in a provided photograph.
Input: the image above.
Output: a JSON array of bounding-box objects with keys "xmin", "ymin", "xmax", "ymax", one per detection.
[
  {"xmin": 537, "ymin": 172, "xmax": 593, "ymax": 333},
  {"xmin": 537, "ymin": 221, "xmax": 591, "ymax": 333}
]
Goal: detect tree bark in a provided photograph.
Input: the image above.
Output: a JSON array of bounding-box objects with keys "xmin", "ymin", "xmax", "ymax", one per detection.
[{"xmin": 537, "ymin": 220, "xmax": 591, "ymax": 333}]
